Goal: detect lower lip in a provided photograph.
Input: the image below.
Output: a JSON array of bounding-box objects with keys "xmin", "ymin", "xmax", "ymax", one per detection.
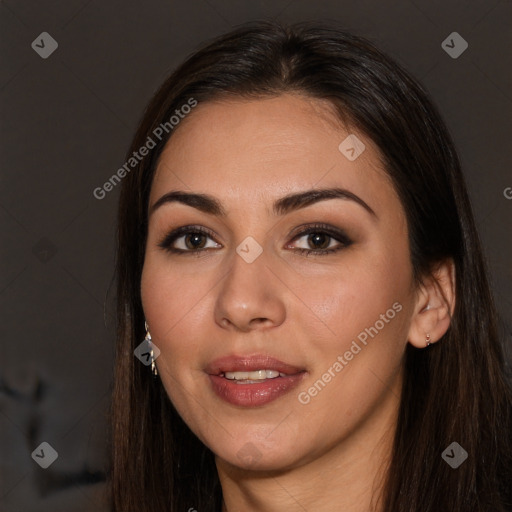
[{"xmin": 208, "ymin": 373, "xmax": 307, "ymax": 407}]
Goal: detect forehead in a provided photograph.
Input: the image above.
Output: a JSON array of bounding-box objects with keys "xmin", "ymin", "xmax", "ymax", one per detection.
[{"xmin": 151, "ymin": 94, "xmax": 396, "ymax": 216}]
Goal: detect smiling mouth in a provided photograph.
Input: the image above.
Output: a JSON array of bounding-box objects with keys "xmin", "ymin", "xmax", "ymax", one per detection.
[
  {"xmin": 205, "ymin": 354, "xmax": 305, "ymax": 376},
  {"xmin": 221, "ymin": 369, "xmax": 291, "ymax": 383},
  {"xmin": 208, "ymin": 372, "xmax": 307, "ymax": 406},
  {"xmin": 205, "ymin": 355, "xmax": 307, "ymax": 406}
]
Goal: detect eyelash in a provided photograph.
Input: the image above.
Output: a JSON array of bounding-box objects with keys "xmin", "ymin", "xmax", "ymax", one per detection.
[{"xmin": 157, "ymin": 223, "xmax": 353, "ymax": 257}]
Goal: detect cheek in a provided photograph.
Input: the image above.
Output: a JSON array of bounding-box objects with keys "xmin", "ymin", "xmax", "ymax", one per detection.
[
  {"xmin": 291, "ymin": 236, "xmax": 412, "ymax": 354},
  {"xmin": 140, "ymin": 256, "xmax": 210, "ymax": 422},
  {"xmin": 340, "ymin": 221, "xmax": 412, "ymax": 333},
  {"xmin": 141, "ymin": 246, "xmax": 211, "ymax": 323},
  {"xmin": 291, "ymin": 239, "xmax": 412, "ymax": 415},
  {"xmin": 140, "ymin": 254, "xmax": 207, "ymax": 362}
]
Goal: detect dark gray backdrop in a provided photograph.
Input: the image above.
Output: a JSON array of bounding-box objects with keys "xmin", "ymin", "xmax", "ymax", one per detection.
[{"xmin": 1, "ymin": 1, "xmax": 511, "ymax": 511}]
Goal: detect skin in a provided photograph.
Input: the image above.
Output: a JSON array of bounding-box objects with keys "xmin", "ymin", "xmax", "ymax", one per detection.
[{"xmin": 141, "ymin": 94, "xmax": 455, "ymax": 512}]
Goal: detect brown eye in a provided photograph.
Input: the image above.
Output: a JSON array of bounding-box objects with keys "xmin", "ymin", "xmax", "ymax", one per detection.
[
  {"xmin": 288, "ymin": 223, "xmax": 353, "ymax": 256},
  {"xmin": 306, "ymin": 233, "xmax": 332, "ymax": 250},
  {"xmin": 158, "ymin": 223, "xmax": 352, "ymax": 257},
  {"xmin": 158, "ymin": 226, "xmax": 220, "ymax": 254},
  {"xmin": 184, "ymin": 233, "xmax": 208, "ymax": 250}
]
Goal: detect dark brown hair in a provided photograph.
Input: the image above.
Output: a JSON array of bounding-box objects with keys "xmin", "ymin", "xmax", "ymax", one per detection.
[{"xmin": 109, "ymin": 20, "xmax": 512, "ymax": 511}]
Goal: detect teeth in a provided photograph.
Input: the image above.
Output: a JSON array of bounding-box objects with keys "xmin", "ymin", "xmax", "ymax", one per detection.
[{"xmin": 224, "ymin": 369, "xmax": 281, "ymax": 381}]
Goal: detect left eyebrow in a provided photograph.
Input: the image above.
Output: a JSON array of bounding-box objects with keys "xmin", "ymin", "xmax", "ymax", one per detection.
[
  {"xmin": 149, "ymin": 187, "xmax": 377, "ymax": 219},
  {"xmin": 273, "ymin": 187, "xmax": 377, "ymax": 218}
]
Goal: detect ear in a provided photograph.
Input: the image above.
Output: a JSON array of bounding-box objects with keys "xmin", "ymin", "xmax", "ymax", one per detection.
[{"xmin": 407, "ymin": 258, "xmax": 456, "ymax": 349}]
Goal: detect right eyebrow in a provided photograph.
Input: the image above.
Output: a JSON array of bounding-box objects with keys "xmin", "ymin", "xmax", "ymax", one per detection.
[{"xmin": 150, "ymin": 191, "xmax": 226, "ymax": 217}]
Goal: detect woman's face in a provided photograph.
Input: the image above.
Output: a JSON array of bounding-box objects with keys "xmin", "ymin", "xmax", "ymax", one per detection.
[{"xmin": 141, "ymin": 94, "xmax": 417, "ymax": 471}]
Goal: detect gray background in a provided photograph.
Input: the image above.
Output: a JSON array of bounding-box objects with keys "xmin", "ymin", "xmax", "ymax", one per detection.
[{"xmin": 1, "ymin": 1, "xmax": 511, "ymax": 511}]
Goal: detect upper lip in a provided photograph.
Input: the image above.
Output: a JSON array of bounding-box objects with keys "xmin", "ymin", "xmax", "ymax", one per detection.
[{"xmin": 205, "ymin": 354, "xmax": 305, "ymax": 376}]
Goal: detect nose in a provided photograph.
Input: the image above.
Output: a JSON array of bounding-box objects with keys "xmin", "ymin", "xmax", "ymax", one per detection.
[{"xmin": 213, "ymin": 250, "xmax": 286, "ymax": 333}]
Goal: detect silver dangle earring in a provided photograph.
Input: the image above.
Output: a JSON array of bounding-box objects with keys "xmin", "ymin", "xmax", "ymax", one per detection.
[
  {"xmin": 425, "ymin": 333, "xmax": 431, "ymax": 347},
  {"xmin": 144, "ymin": 321, "xmax": 158, "ymax": 376}
]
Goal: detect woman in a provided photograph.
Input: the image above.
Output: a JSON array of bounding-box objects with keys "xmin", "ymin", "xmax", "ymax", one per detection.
[{"xmin": 109, "ymin": 20, "xmax": 512, "ymax": 511}]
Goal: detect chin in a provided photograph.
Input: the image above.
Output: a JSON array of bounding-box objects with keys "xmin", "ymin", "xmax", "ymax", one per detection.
[{"xmin": 212, "ymin": 434, "xmax": 305, "ymax": 472}]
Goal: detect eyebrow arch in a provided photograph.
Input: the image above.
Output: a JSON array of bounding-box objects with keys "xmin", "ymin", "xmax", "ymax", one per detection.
[{"xmin": 149, "ymin": 187, "xmax": 377, "ymax": 219}]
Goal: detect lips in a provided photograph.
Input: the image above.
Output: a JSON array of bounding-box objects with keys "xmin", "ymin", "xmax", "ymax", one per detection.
[
  {"xmin": 205, "ymin": 354, "xmax": 304, "ymax": 376},
  {"xmin": 205, "ymin": 354, "xmax": 307, "ymax": 407}
]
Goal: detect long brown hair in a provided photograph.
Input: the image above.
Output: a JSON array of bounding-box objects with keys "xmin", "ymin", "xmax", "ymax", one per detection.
[{"xmin": 109, "ymin": 20, "xmax": 512, "ymax": 511}]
